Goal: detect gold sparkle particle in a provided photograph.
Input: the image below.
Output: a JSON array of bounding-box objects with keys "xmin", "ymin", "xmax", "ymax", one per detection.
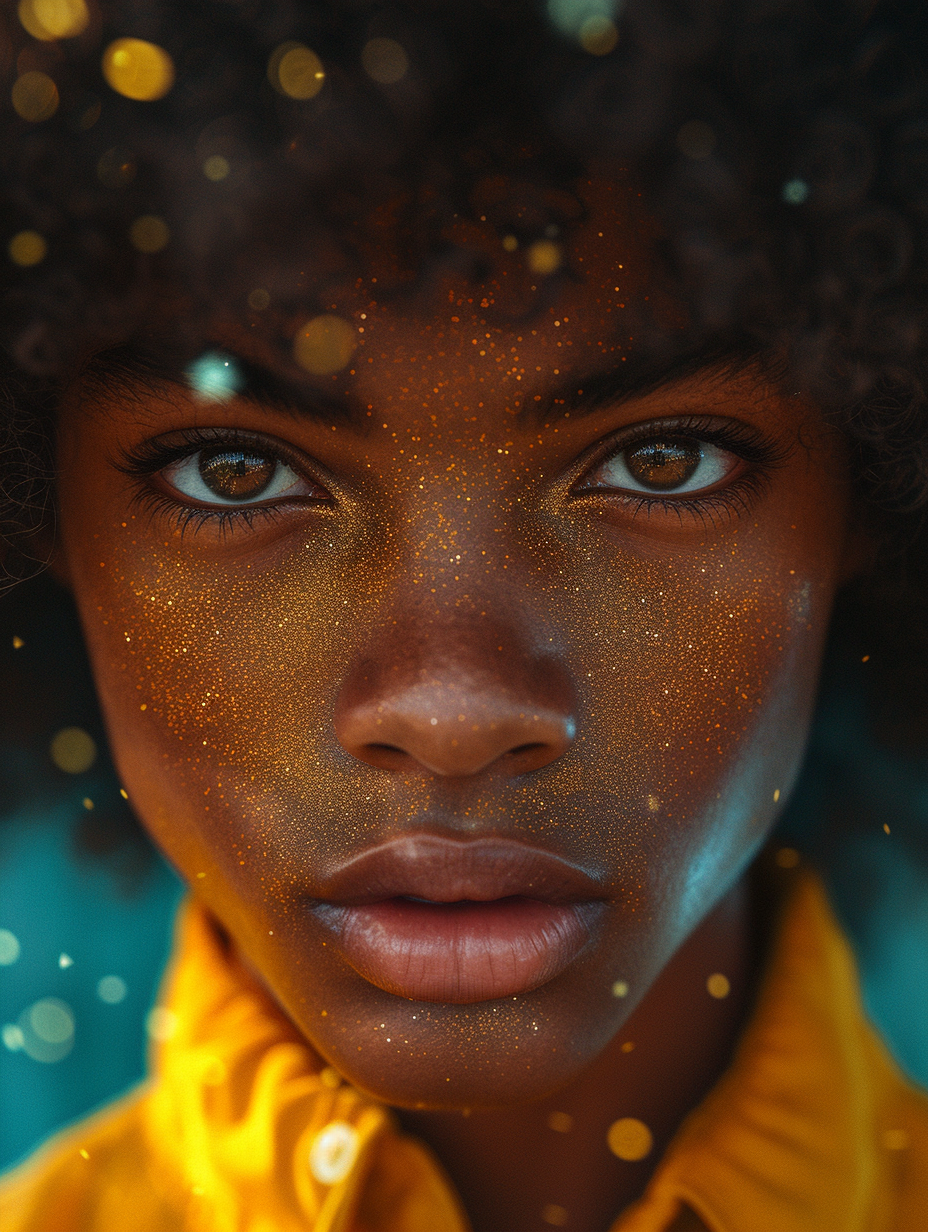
[
  {"xmin": 82, "ymin": 797, "xmax": 94, "ymax": 810},
  {"xmin": 676, "ymin": 120, "xmax": 716, "ymax": 160},
  {"xmin": 546, "ymin": 1111, "xmax": 573, "ymax": 1133},
  {"xmin": 319, "ymin": 1066, "xmax": 342, "ymax": 1089},
  {"xmin": 12, "ymin": 71, "xmax": 59, "ymax": 122},
  {"xmin": 248, "ymin": 287, "xmax": 270, "ymax": 311},
  {"xmin": 883, "ymin": 823, "xmax": 891, "ymax": 835},
  {"xmin": 542, "ymin": 1205, "xmax": 569, "ymax": 1227},
  {"xmin": 773, "ymin": 788, "xmax": 780, "ymax": 803},
  {"xmin": 12, "ymin": 636, "xmax": 24, "ymax": 649},
  {"xmin": 362, "ymin": 38, "xmax": 409, "ymax": 85},
  {"xmin": 607, "ymin": 1117, "xmax": 653, "ymax": 1162},
  {"xmin": 8, "ymin": 231, "xmax": 46, "ymax": 267},
  {"xmin": 79, "ymin": 1147, "xmax": 89, "ymax": 1160},
  {"xmin": 707, "ymin": 973, "xmax": 730, "ymax": 999},
  {"xmin": 502, "ymin": 234, "xmax": 518, "ymax": 252},
  {"xmin": 268, "ymin": 43, "xmax": 325, "ymax": 99},
  {"xmin": 18, "ymin": 0, "xmax": 89, "ymax": 40},
  {"xmin": 103, "ymin": 39, "xmax": 175, "ymax": 101},
  {"xmin": 294, "ymin": 314, "xmax": 357, "ymax": 375},
  {"xmin": 883, "ymin": 1128, "xmax": 910, "ymax": 1150},
  {"xmin": 579, "ymin": 16, "xmax": 618, "ymax": 55},
  {"xmin": 647, "ymin": 794, "xmax": 660, "ymax": 813},
  {"xmin": 129, "ymin": 215, "xmax": 170, "ymax": 253},
  {"xmin": 203, "ymin": 154, "xmax": 230, "ymax": 181},
  {"xmin": 119, "ymin": 788, "xmax": 128, "ymax": 799},
  {"xmin": 527, "ymin": 240, "xmax": 561, "ymax": 275},
  {"xmin": 775, "ymin": 846, "xmax": 800, "ymax": 869},
  {"xmin": 611, "ymin": 980, "xmax": 628, "ymax": 998},
  {"xmin": 50, "ymin": 727, "xmax": 97, "ymax": 774},
  {"xmin": 621, "ymin": 1040, "xmax": 635, "ymax": 1053}
]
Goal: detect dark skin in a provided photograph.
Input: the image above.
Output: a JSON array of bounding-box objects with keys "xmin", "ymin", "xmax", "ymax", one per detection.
[{"xmin": 53, "ymin": 180, "xmax": 861, "ymax": 1231}]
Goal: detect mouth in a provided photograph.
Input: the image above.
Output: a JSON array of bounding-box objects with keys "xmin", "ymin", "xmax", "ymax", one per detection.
[{"xmin": 309, "ymin": 835, "xmax": 607, "ymax": 1004}]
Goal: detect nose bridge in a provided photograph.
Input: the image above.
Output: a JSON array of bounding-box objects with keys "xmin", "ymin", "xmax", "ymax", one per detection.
[{"xmin": 333, "ymin": 582, "xmax": 577, "ymax": 778}]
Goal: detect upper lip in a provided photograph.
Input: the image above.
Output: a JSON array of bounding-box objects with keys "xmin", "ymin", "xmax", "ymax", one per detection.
[{"xmin": 310, "ymin": 834, "xmax": 606, "ymax": 906}]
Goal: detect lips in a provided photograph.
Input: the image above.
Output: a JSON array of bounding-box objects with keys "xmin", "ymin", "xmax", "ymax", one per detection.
[{"xmin": 309, "ymin": 835, "xmax": 606, "ymax": 1004}]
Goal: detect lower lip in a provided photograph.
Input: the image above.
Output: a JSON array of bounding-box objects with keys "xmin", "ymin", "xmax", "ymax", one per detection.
[{"xmin": 313, "ymin": 897, "xmax": 600, "ymax": 1003}]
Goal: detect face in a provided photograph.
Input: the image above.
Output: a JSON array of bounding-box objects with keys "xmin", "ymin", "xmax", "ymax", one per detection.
[{"xmin": 56, "ymin": 179, "xmax": 856, "ymax": 1109}]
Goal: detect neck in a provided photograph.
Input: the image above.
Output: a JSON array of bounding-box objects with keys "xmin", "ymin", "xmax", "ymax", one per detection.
[{"xmin": 398, "ymin": 873, "xmax": 759, "ymax": 1232}]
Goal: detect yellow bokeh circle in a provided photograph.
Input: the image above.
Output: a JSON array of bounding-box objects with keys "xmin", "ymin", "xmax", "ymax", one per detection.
[
  {"xmin": 9, "ymin": 230, "xmax": 47, "ymax": 267},
  {"xmin": 706, "ymin": 972, "xmax": 731, "ymax": 999},
  {"xmin": 50, "ymin": 726, "xmax": 97, "ymax": 774},
  {"xmin": 11, "ymin": 71, "xmax": 59, "ymax": 122},
  {"xmin": 294, "ymin": 315, "xmax": 357, "ymax": 376},
  {"xmin": 203, "ymin": 155, "xmax": 230, "ymax": 181},
  {"xmin": 607, "ymin": 1117, "xmax": 653, "ymax": 1162},
  {"xmin": 579, "ymin": 16, "xmax": 618, "ymax": 56},
  {"xmin": 526, "ymin": 239, "xmax": 562, "ymax": 276},
  {"xmin": 103, "ymin": 38, "xmax": 175, "ymax": 102},
  {"xmin": 18, "ymin": 0, "xmax": 89, "ymax": 41},
  {"xmin": 268, "ymin": 43, "xmax": 325, "ymax": 100},
  {"xmin": 361, "ymin": 38, "xmax": 409, "ymax": 85},
  {"xmin": 129, "ymin": 215, "xmax": 170, "ymax": 253}
]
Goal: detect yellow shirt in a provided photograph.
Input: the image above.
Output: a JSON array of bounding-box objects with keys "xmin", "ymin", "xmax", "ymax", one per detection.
[{"xmin": 2, "ymin": 868, "xmax": 927, "ymax": 1232}]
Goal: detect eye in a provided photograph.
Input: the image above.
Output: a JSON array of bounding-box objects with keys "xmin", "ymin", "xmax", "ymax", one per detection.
[
  {"xmin": 586, "ymin": 436, "xmax": 739, "ymax": 495},
  {"xmin": 161, "ymin": 447, "xmax": 315, "ymax": 506}
]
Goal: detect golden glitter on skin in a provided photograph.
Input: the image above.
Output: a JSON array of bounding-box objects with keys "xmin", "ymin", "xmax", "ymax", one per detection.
[{"xmin": 55, "ymin": 172, "xmax": 861, "ymax": 1172}]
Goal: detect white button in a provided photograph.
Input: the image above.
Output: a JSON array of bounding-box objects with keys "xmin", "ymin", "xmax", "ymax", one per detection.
[{"xmin": 308, "ymin": 1121, "xmax": 359, "ymax": 1185}]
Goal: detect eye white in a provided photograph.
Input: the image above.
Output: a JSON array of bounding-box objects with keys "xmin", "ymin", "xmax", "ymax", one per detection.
[
  {"xmin": 593, "ymin": 440, "xmax": 735, "ymax": 494},
  {"xmin": 162, "ymin": 452, "xmax": 310, "ymax": 506}
]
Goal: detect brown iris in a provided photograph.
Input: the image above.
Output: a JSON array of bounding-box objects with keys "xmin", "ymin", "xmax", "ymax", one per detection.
[
  {"xmin": 625, "ymin": 439, "xmax": 701, "ymax": 491},
  {"xmin": 198, "ymin": 450, "xmax": 276, "ymax": 500}
]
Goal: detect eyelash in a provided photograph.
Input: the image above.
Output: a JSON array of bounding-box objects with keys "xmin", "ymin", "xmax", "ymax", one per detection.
[{"xmin": 116, "ymin": 427, "xmax": 327, "ymax": 537}]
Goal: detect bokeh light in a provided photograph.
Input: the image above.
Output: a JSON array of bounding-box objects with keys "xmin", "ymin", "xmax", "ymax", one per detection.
[
  {"xmin": 11, "ymin": 71, "xmax": 59, "ymax": 122},
  {"xmin": 268, "ymin": 43, "xmax": 325, "ymax": 100},
  {"xmin": 203, "ymin": 154, "xmax": 230, "ymax": 181},
  {"xmin": 607, "ymin": 1116, "xmax": 653, "ymax": 1161},
  {"xmin": 49, "ymin": 727, "xmax": 97, "ymax": 774},
  {"xmin": 18, "ymin": 0, "xmax": 89, "ymax": 41},
  {"xmin": 578, "ymin": 16, "xmax": 618, "ymax": 54},
  {"xmin": 17, "ymin": 997, "xmax": 74, "ymax": 1063},
  {"xmin": 782, "ymin": 178, "xmax": 810, "ymax": 205},
  {"xmin": 541, "ymin": 1205, "xmax": 569, "ymax": 1227},
  {"xmin": 707, "ymin": 972, "xmax": 731, "ymax": 999},
  {"xmin": 548, "ymin": 0, "xmax": 620, "ymax": 41},
  {"xmin": 611, "ymin": 979, "xmax": 628, "ymax": 997},
  {"xmin": 248, "ymin": 287, "xmax": 270, "ymax": 311},
  {"xmin": 129, "ymin": 215, "xmax": 170, "ymax": 253},
  {"xmin": 97, "ymin": 975, "xmax": 127, "ymax": 1004},
  {"xmin": 102, "ymin": 38, "xmax": 175, "ymax": 102},
  {"xmin": 526, "ymin": 240, "xmax": 562, "ymax": 276},
  {"xmin": 0, "ymin": 930, "xmax": 21, "ymax": 966},
  {"xmin": 187, "ymin": 352, "xmax": 243, "ymax": 402},
  {"xmin": 362, "ymin": 38, "xmax": 409, "ymax": 85},
  {"xmin": 8, "ymin": 230, "xmax": 47, "ymax": 267},
  {"xmin": 676, "ymin": 120, "xmax": 716, "ymax": 160},
  {"xmin": 145, "ymin": 1005, "xmax": 178, "ymax": 1042},
  {"xmin": 294, "ymin": 315, "xmax": 357, "ymax": 376}
]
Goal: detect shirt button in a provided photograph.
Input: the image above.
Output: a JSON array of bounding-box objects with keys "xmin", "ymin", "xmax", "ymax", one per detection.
[{"xmin": 308, "ymin": 1121, "xmax": 360, "ymax": 1185}]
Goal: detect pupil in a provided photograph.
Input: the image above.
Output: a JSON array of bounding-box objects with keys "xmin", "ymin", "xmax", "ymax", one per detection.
[
  {"xmin": 198, "ymin": 450, "xmax": 275, "ymax": 500},
  {"xmin": 625, "ymin": 439, "xmax": 701, "ymax": 490}
]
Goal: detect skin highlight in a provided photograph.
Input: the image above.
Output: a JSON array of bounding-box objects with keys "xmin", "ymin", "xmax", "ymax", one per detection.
[{"xmin": 53, "ymin": 182, "xmax": 860, "ymax": 1231}]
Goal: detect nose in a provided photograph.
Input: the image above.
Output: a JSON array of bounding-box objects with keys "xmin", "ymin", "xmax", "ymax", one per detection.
[{"xmin": 334, "ymin": 634, "xmax": 577, "ymax": 778}]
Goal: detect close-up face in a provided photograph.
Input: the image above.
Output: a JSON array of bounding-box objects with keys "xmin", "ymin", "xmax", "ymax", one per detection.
[{"xmin": 54, "ymin": 178, "xmax": 857, "ymax": 1111}]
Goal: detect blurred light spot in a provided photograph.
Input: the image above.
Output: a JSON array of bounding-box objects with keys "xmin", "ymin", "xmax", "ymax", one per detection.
[
  {"xmin": 647, "ymin": 794, "xmax": 660, "ymax": 813},
  {"xmin": 248, "ymin": 287, "xmax": 270, "ymax": 311},
  {"xmin": 8, "ymin": 230, "xmax": 47, "ymax": 267},
  {"xmin": 12, "ymin": 635, "xmax": 24, "ymax": 648},
  {"xmin": 611, "ymin": 979, "xmax": 628, "ymax": 997},
  {"xmin": 187, "ymin": 351, "xmax": 243, "ymax": 402},
  {"xmin": 707, "ymin": 972, "xmax": 730, "ymax": 999},
  {"xmin": 607, "ymin": 1116, "xmax": 653, "ymax": 1161},
  {"xmin": 129, "ymin": 215, "xmax": 170, "ymax": 253},
  {"xmin": 119, "ymin": 787, "xmax": 129, "ymax": 799},
  {"xmin": 502, "ymin": 234, "xmax": 518, "ymax": 252},
  {"xmin": 146, "ymin": 1006, "xmax": 178, "ymax": 1041},
  {"xmin": 308, "ymin": 1121, "xmax": 359, "ymax": 1184},
  {"xmin": 82, "ymin": 797, "xmax": 94, "ymax": 810},
  {"xmin": 97, "ymin": 975, "xmax": 127, "ymax": 1004},
  {"xmin": 621, "ymin": 1040, "xmax": 635, "ymax": 1052},
  {"xmin": 527, "ymin": 240, "xmax": 562, "ymax": 275},
  {"xmin": 203, "ymin": 154, "xmax": 230, "ymax": 181},
  {"xmin": 883, "ymin": 1128, "xmax": 910, "ymax": 1150},
  {"xmin": 319, "ymin": 1065, "xmax": 342, "ymax": 1089},
  {"xmin": 548, "ymin": 0, "xmax": 620, "ymax": 38},
  {"xmin": 362, "ymin": 38, "xmax": 408, "ymax": 85},
  {"xmin": 547, "ymin": 1111, "xmax": 573, "ymax": 1132},
  {"xmin": 79, "ymin": 1148, "xmax": 89, "ymax": 1159},
  {"xmin": 103, "ymin": 38, "xmax": 174, "ymax": 101},
  {"xmin": 294, "ymin": 315, "xmax": 357, "ymax": 375},
  {"xmin": 50, "ymin": 726, "xmax": 97, "ymax": 773},
  {"xmin": 676, "ymin": 120, "xmax": 716, "ymax": 160},
  {"xmin": 0, "ymin": 930, "xmax": 21, "ymax": 966},
  {"xmin": 883, "ymin": 822, "xmax": 891, "ymax": 835},
  {"xmin": 96, "ymin": 147, "xmax": 136, "ymax": 188},
  {"xmin": 268, "ymin": 43, "xmax": 325, "ymax": 100},
  {"xmin": 542, "ymin": 1205, "xmax": 569, "ymax": 1227},
  {"xmin": 773, "ymin": 788, "xmax": 780, "ymax": 802},
  {"xmin": 782, "ymin": 178, "xmax": 809, "ymax": 205},
  {"xmin": 11, "ymin": 71, "xmax": 59, "ymax": 122},
  {"xmin": 775, "ymin": 846, "xmax": 800, "ymax": 869},
  {"xmin": 58, "ymin": 953, "xmax": 73, "ymax": 968},
  {"xmin": 18, "ymin": 0, "xmax": 89, "ymax": 40},
  {"xmin": 579, "ymin": 15, "xmax": 618, "ymax": 54},
  {"xmin": 2, "ymin": 1024, "xmax": 24, "ymax": 1051},
  {"xmin": 19, "ymin": 997, "xmax": 75, "ymax": 1062}
]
